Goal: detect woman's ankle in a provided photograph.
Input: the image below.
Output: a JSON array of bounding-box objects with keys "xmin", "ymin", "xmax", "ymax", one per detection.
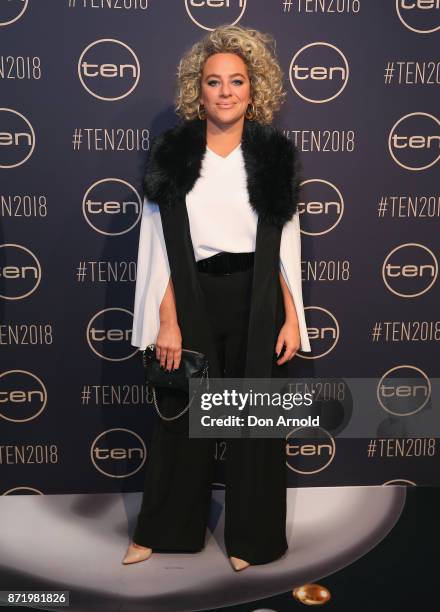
[{"xmin": 132, "ymin": 541, "xmax": 151, "ymax": 550}]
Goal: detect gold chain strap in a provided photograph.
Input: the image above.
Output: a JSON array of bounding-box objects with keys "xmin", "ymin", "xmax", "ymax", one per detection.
[
  {"xmin": 148, "ymin": 363, "xmax": 210, "ymax": 421},
  {"xmin": 142, "ymin": 345, "xmax": 210, "ymax": 421}
]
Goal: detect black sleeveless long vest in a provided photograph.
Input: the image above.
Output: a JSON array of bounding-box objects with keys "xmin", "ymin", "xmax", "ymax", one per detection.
[{"xmin": 143, "ymin": 117, "xmax": 303, "ymax": 380}]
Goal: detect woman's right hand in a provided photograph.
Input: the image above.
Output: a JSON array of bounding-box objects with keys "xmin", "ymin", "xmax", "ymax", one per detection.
[{"xmin": 155, "ymin": 321, "xmax": 182, "ymax": 372}]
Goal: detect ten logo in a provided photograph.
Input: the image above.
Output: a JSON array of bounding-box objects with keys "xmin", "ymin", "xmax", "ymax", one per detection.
[
  {"xmin": 388, "ymin": 113, "xmax": 440, "ymax": 171},
  {"xmin": 0, "ymin": 244, "xmax": 41, "ymax": 300},
  {"xmin": 90, "ymin": 428, "xmax": 146, "ymax": 478},
  {"xmin": 377, "ymin": 365, "xmax": 431, "ymax": 416},
  {"xmin": 185, "ymin": 0, "xmax": 246, "ymax": 31},
  {"xmin": 82, "ymin": 179, "xmax": 142, "ymax": 236},
  {"xmin": 3, "ymin": 487, "xmax": 44, "ymax": 495},
  {"xmin": 298, "ymin": 179, "xmax": 344, "ymax": 236},
  {"xmin": 300, "ymin": 307, "xmax": 340, "ymax": 360},
  {"xmin": 0, "ymin": 370, "xmax": 47, "ymax": 423},
  {"xmin": 382, "ymin": 243, "xmax": 438, "ymax": 297},
  {"xmin": 78, "ymin": 39, "xmax": 140, "ymax": 101},
  {"xmin": 0, "ymin": 108, "xmax": 35, "ymax": 168},
  {"xmin": 289, "ymin": 42, "xmax": 349, "ymax": 104},
  {"xmin": 86, "ymin": 308, "xmax": 138, "ymax": 361},
  {"xmin": 285, "ymin": 426, "xmax": 336, "ymax": 474},
  {"xmin": 0, "ymin": 0, "xmax": 28, "ymax": 26},
  {"xmin": 396, "ymin": 0, "xmax": 440, "ymax": 34}
]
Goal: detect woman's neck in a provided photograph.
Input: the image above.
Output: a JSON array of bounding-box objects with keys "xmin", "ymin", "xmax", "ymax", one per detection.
[{"xmin": 205, "ymin": 117, "xmax": 244, "ymax": 158}]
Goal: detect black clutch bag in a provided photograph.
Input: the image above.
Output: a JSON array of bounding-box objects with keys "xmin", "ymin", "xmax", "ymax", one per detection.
[{"xmin": 141, "ymin": 343, "xmax": 210, "ymax": 421}]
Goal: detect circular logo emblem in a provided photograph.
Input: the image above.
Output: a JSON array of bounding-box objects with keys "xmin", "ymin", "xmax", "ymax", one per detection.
[
  {"xmin": 388, "ymin": 112, "xmax": 440, "ymax": 171},
  {"xmin": 82, "ymin": 179, "xmax": 142, "ymax": 236},
  {"xmin": 377, "ymin": 365, "xmax": 431, "ymax": 417},
  {"xmin": 289, "ymin": 42, "xmax": 349, "ymax": 103},
  {"xmin": 0, "ymin": 0, "xmax": 28, "ymax": 26},
  {"xmin": 382, "ymin": 243, "xmax": 437, "ymax": 297},
  {"xmin": 383, "ymin": 478, "xmax": 416, "ymax": 486},
  {"xmin": 299, "ymin": 307, "xmax": 340, "ymax": 360},
  {"xmin": 86, "ymin": 308, "xmax": 138, "ymax": 361},
  {"xmin": 185, "ymin": 0, "xmax": 246, "ymax": 31},
  {"xmin": 90, "ymin": 428, "xmax": 146, "ymax": 478},
  {"xmin": 0, "ymin": 370, "xmax": 47, "ymax": 423},
  {"xmin": 78, "ymin": 39, "xmax": 140, "ymax": 101},
  {"xmin": 298, "ymin": 179, "xmax": 344, "ymax": 236},
  {"xmin": 395, "ymin": 0, "xmax": 440, "ymax": 34},
  {"xmin": 0, "ymin": 244, "xmax": 41, "ymax": 300},
  {"xmin": 3, "ymin": 487, "xmax": 43, "ymax": 495},
  {"xmin": 286, "ymin": 426, "xmax": 335, "ymax": 474},
  {"xmin": 0, "ymin": 108, "xmax": 35, "ymax": 168}
]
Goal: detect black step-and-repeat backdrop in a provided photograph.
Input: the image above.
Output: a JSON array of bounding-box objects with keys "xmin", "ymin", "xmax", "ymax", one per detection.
[{"xmin": 1, "ymin": 0, "xmax": 439, "ymax": 495}]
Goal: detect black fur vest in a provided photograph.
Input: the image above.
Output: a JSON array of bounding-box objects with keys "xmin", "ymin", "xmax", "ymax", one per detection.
[
  {"xmin": 141, "ymin": 117, "xmax": 302, "ymax": 380},
  {"xmin": 143, "ymin": 117, "xmax": 302, "ymax": 230}
]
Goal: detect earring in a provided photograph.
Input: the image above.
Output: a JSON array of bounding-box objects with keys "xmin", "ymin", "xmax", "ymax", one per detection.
[
  {"xmin": 245, "ymin": 101, "xmax": 256, "ymax": 120},
  {"xmin": 197, "ymin": 103, "xmax": 206, "ymax": 120}
]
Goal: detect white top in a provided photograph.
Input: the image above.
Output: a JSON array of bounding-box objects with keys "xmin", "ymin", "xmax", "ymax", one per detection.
[
  {"xmin": 131, "ymin": 144, "xmax": 312, "ymax": 352},
  {"xmin": 186, "ymin": 144, "xmax": 255, "ymax": 260}
]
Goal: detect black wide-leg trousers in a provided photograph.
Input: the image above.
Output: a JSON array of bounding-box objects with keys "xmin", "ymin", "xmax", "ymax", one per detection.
[{"xmin": 133, "ymin": 266, "xmax": 288, "ymax": 565}]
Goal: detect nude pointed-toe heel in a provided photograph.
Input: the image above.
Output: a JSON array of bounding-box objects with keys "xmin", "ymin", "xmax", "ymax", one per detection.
[
  {"xmin": 122, "ymin": 542, "xmax": 153, "ymax": 565},
  {"xmin": 229, "ymin": 556, "xmax": 250, "ymax": 571}
]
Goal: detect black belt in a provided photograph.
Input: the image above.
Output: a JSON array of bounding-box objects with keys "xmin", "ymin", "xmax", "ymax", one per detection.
[{"xmin": 196, "ymin": 251, "xmax": 255, "ymax": 275}]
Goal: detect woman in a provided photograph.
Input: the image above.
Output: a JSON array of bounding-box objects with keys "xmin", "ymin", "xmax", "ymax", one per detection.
[{"xmin": 124, "ymin": 24, "xmax": 311, "ymax": 571}]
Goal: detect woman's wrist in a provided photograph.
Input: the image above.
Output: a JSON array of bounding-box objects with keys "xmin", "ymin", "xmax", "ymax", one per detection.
[
  {"xmin": 159, "ymin": 315, "xmax": 179, "ymax": 327},
  {"xmin": 283, "ymin": 307, "xmax": 299, "ymax": 325}
]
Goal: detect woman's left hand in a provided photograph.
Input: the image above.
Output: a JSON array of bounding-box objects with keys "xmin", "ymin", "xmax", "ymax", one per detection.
[{"xmin": 275, "ymin": 319, "xmax": 301, "ymax": 365}]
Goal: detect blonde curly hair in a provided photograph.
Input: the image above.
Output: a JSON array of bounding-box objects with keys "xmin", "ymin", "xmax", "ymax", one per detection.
[{"xmin": 174, "ymin": 24, "xmax": 287, "ymax": 125}]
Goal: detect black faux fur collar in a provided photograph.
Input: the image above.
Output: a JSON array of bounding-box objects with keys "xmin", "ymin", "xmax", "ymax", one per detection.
[{"xmin": 143, "ymin": 117, "xmax": 302, "ymax": 229}]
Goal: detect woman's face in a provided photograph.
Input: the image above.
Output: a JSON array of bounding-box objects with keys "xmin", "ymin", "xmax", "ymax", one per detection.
[{"xmin": 199, "ymin": 52, "xmax": 251, "ymax": 126}]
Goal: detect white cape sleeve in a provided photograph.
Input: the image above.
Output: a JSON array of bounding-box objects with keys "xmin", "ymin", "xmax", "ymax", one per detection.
[
  {"xmin": 131, "ymin": 196, "xmax": 170, "ymax": 349},
  {"xmin": 279, "ymin": 211, "xmax": 312, "ymax": 353}
]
